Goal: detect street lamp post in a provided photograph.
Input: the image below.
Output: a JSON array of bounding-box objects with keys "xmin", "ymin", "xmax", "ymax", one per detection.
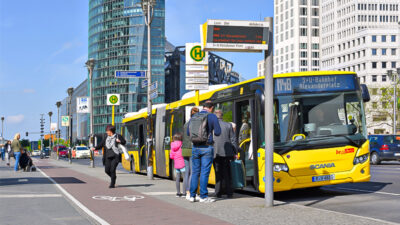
[
  {"xmin": 56, "ymin": 101, "xmax": 62, "ymax": 160},
  {"xmin": 67, "ymin": 87, "xmax": 74, "ymax": 164},
  {"xmin": 86, "ymin": 58, "xmax": 95, "ymax": 168},
  {"xmin": 48, "ymin": 111, "xmax": 53, "ymax": 156},
  {"xmin": 141, "ymin": 0, "xmax": 156, "ymax": 180},
  {"xmin": 1, "ymin": 117, "xmax": 4, "ymax": 138},
  {"xmin": 388, "ymin": 70, "xmax": 398, "ymax": 134}
]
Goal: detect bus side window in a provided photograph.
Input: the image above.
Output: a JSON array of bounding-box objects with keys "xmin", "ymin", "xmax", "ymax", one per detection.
[
  {"xmin": 215, "ymin": 101, "xmax": 234, "ymax": 123},
  {"xmin": 172, "ymin": 109, "xmax": 184, "ymax": 136}
]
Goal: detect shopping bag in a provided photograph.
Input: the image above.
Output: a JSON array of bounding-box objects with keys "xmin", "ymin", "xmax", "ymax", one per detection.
[
  {"xmin": 119, "ymin": 144, "xmax": 130, "ymax": 160},
  {"xmin": 230, "ymin": 159, "xmax": 245, "ymax": 189}
]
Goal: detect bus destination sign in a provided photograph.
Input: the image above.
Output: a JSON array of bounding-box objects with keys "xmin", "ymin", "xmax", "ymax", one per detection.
[
  {"xmin": 201, "ymin": 20, "xmax": 269, "ymax": 52},
  {"xmin": 274, "ymin": 75, "xmax": 357, "ymax": 95}
]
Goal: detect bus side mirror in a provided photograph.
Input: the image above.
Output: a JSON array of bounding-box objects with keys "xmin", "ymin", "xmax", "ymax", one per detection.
[{"xmin": 360, "ymin": 84, "xmax": 370, "ymax": 102}]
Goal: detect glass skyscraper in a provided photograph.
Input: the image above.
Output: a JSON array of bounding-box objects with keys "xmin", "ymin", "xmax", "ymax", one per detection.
[{"xmin": 89, "ymin": 0, "xmax": 165, "ymax": 134}]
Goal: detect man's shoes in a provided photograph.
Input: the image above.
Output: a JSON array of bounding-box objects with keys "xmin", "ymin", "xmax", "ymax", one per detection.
[
  {"xmin": 176, "ymin": 193, "xmax": 182, "ymax": 198},
  {"xmin": 189, "ymin": 197, "xmax": 196, "ymax": 203},
  {"xmin": 185, "ymin": 193, "xmax": 191, "ymax": 200},
  {"xmin": 199, "ymin": 197, "xmax": 215, "ymax": 203},
  {"xmin": 109, "ymin": 184, "xmax": 115, "ymax": 188}
]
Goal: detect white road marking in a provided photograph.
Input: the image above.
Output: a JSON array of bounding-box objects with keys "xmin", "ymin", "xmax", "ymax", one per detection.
[
  {"xmin": 92, "ymin": 195, "xmax": 145, "ymax": 202},
  {"xmin": 18, "ymin": 179, "xmax": 28, "ymax": 182},
  {"xmin": 142, "ymin": 192, "xmax": 176, "ymax": 196},
  {"xmin": 0, "ymin": 194, "xmax": 62, "ymax": 198},
  {"xmin": 333, "ymin": 187, "xmax": 400, "ymax": 196},
  {"xmin": 37, "ymin": 167, "xmax": 110, "ymax": 225}
]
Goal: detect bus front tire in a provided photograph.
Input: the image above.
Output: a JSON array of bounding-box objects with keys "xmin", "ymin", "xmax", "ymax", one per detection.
[{"xmin": 371, "ymin": 152, "xmax": 381, "ymax": 165}]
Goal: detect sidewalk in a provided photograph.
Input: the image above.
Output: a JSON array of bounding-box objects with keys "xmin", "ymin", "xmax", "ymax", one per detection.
[{"xmin": 35, "ymin": 158, "xmax": 394, "ymax": 225}]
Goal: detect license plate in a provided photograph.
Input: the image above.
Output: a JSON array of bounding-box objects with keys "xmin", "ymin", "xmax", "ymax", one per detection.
[
  {"xmin": 312, "ymin": 174, "xmax": 335, "ymax": 182},
  {"xmin": 395, "ymin": 153, "xmax": 400, "ymax": 156}
]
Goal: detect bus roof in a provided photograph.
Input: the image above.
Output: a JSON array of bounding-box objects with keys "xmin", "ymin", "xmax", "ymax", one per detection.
[{"xmin": 122, "ymin": 71, "xmax": 357, "ymax": 124}]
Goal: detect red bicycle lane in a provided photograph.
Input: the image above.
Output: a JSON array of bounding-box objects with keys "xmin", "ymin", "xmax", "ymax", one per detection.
[{"xmin": 36, "ymin": 160, "xmax": 231, "ymax": 225}]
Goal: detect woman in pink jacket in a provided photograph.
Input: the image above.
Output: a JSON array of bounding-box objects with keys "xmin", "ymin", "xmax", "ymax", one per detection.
[{"xmin": 170, "ymin": 133, "xmax": 185, "ymax": 197}]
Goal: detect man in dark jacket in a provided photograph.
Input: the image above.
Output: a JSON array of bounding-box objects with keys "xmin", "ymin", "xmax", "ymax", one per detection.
[{"xmin": 213, "ymin": 110, "xmax": 238, "ymax": 198}]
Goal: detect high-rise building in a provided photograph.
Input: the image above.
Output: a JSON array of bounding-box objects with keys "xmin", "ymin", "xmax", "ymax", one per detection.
[
  {"xmin": 320, "ymin": 1, "xmax": 400, "ymax": 134},
  {"xmin": 88, "ymin": 0, "xmax": 165, "ymax": 134},
  {"xmin": 274, "ymin": 0, "xmax": 320, "ymax": 74}
]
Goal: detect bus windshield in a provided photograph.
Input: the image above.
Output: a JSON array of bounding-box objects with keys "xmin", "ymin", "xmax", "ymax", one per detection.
[{"xmin": 274, "ymin": 91, "xmax": 366, "ymax": 152}]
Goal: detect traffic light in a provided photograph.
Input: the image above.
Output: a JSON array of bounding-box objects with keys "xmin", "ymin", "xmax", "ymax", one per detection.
[{"xmin": 26, "ymin": 132, "xmax": 28, "ymax": 137}]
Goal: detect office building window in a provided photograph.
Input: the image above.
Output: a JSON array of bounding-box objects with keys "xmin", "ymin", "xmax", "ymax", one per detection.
[
  {"xmin": 312, "ymin": 43, "xmax": 319, "ymax": 49},
  {"xmin": 300, "ymin": 0, "xmax": 307, "ymax": 5},
  {"xmin": 300, "ymin": 28, "xmax": 307, "ymax": 36},
  {"xmin": 311, "ymin": 28, "xmax": 319, "ymax": 37},
  {"xmin": 372, "ymin": 75, "xmax": 377, "ymax": 82},
  {"xmin": 372, "ymin": 49, "xmax": 377, "ymax": 55},
  {"xmin": 372, "ymin": 35, "xmax": 377, "ymax": 42},
  {"xmin": 372, "ymin": 62, "xmax": 377, "ymax": 68},
  {"xmin": 382, "ymin": 35, "xmax": 386, "ymax": 42},
  {"xmin": 300, "ymin": 51, "xmax": 307, "ymax": 58},
  {"xmin": 311, "ymin": 0, "xmax": 319, "ymax": 6},
  {"xmin": 300, "ymin": 43, "xmax": 307, "ymax": 49},
  {"xmin": 300, "ymin": 18, "xmax": 307, "ymax": 26},
  {"xmin": 312, "ymin": 51, "xmax": 319, "ymax": 58},
  {"xmin": 300, "ymin": 8, "xmax": 307, "ymax": 16},
  {"xmin": 382, "ymin": 48, "xmax": 387, "ymax": 55},
  {"xmin": 391, "ymin": 35, "xmax": 396, "ymax": 42},
  {"xmin": 382, "ymin": 75, "xmax": 387, "ymax": 82},
  {"xmin": 312, "ymin": 60, "xmax": 319, "ymax": 67},
  {"xmin": 392, "ymin": 48, "xmax": 397, "ymax": 55},
  {"xmin": 300, "ymin": 60, "xmax": 308, "ymax": 66},
  {"xmin": 392, "ymin": 61, "xmax": 397, "ymax": 68},
  {"xmin": 382, "ymin": 62, "xmax": 387, "ymax": 68}
]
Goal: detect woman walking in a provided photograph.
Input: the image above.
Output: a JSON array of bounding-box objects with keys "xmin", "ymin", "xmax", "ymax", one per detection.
[
  {"xmin": 11, "ymin": 133, "xmax": 22, "ymax": 171},
  {"xmin": 4, "ymin": 140, "xmax": 12, "ymax": 166},
  {"xmin": 92, "ymin": 125, "xmax": 126, "ymax": 188}
]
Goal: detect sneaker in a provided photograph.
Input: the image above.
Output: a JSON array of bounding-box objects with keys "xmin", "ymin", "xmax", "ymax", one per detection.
[
  {"xmin": 199, "ymin": 197, "xmax": 215, "ymax": 203},
  {"xmin": 176, "ymin": 193, "xmax": 181, "ymax": 198},
  {"xmin": 189, "ymin": 197, "xmax": 196, "ymax": 203},
  {"xmin": 185, "ymin": 194, "xmax": 190, "ymax": 200}
]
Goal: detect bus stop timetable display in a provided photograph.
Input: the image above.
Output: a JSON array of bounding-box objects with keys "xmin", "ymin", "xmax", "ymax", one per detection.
[{"xmin": 202, "ymin": 20, "xmax": 269, "ymax": 52}]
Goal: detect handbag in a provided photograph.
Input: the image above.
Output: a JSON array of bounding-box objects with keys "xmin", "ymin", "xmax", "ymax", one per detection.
[
  {"xmin": 118, "ymin": 144, "xmax": 130, "ymax": 160},
  {"xmin": 230, "ymin": 159, "xmax": 245, "ymax": 189}
]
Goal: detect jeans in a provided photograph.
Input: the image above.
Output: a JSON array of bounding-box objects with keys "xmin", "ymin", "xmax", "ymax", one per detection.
[
  {"xmin": 214, "ymin": 156, "xmax": 233, "ymax": 196},
  {"xmin": 190, "ymin": 146, "xmax": 214, "ymax": 199},
  {"xmin": 183, "ymin": 157, "xmax": 192, "ymax": 192},
  {"xmin": 1, "ymin": 149, "xmax": 4, "ymax": 160},
  {"xmin": 14, "ymin": 152, "xmax": 21, "ymax": 171},
  {"xmin": 175, "ymin": 169, "xmax": 185, "ymax": 194}
]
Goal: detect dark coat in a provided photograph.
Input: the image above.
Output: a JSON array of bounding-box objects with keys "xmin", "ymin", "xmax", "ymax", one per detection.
[
  {"xmin": 213, "ymin": 119, "xmax": 238, "ymax": 158},
  {"xmin": 95, "ymin": 134, "xmax": 126, "ymax": 163}
]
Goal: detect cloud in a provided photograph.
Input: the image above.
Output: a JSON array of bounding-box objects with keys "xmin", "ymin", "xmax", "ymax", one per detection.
[
  {"xmin": 34, "ymin": 41, "xmax": 77, "ymax": 72},
  {"xmin": 73, "ymin": 54, "xmax": 88, "ymax": 64},
  {"xmin": 23, "ymin": 89, "xmax": 36, "ymax": 94},
  {"xmin": 6, "ymin": 114, "xmax": 25, "ymax": 124}
]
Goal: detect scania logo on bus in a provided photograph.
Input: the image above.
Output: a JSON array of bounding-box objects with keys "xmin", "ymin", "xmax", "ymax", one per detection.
[{"xmin": 310, "ymin": 163, "xmax": 335, "ymax": 170}]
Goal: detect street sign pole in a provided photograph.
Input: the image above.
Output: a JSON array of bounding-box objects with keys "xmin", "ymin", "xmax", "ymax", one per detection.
[
  {"xmin": 112, "ymin": 105, "xmax": 115, "ymax": 126},
  {"xmin": 264, "ymin": 17, "xmax": 274, "ymax": 207}
]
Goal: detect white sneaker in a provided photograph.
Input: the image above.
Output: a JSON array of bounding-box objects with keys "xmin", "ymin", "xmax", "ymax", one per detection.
[
  {"xmin": 199, "ymin": 197, "xmax": 215, "ymax": 203},
  {"xmin": 189, "ymin": 197, "xmax": 195, "ymax": 203},
  {"xmin": 185, "ymin": 194, "xmax": 190, "ymax": 200}
]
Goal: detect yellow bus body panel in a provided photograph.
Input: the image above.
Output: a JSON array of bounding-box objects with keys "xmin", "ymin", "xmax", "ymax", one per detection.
[{"xmin": 258, "ymin": 140, "xmax": 370, "ymax": 193}]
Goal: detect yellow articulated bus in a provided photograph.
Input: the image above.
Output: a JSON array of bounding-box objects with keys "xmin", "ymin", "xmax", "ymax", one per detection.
[{"xmin": 121, "ymin": 71, "xmax": 371, "ymax": 192}]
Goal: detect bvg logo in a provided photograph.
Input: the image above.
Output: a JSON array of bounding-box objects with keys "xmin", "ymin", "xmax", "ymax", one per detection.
[{"xmin": 190, "ymin": 45, "xmax": 205, "ymax": 62}]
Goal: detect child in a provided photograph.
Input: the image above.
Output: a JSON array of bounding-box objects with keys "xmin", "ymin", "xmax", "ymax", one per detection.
[{"xmin": 170, "ymin": 133, "xmax": 185, "ymax": 197}]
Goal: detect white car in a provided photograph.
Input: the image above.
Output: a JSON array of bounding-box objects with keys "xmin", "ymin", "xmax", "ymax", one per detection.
[
  {"xmin": 73, "ymin": 146, "xmax": 90, "ymax": 159},
  {"xmin": 31, "ymin": 150, "xmax": 41, "ymax": 156}
]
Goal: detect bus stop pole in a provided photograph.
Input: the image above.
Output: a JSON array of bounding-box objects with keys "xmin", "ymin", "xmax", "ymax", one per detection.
[{"xmin": 264, "ymin": 17, "xmax": 274, "ymax": 207}]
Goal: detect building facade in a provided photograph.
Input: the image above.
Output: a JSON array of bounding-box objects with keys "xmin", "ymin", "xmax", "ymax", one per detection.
[
  {"xmin": 274, "ymin": 0, "xmax": 320, "ymax": 74},
  {"xmin": 60, "ymin": 80, "xmax": 89, "ymax": 143},
  {"xmin": 88, "ymin": 0, "xmax": 165, "ymax": 134},
  {"xmin": 320, "ymin": 0, "xmax": 400, "ymax": 134}
]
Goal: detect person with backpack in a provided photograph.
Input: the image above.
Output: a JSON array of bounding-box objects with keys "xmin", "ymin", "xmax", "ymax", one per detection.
[
  {"xmin": 187, "ymin": 101, "xmax": 221, "ymax": 203},
  {"xmin": 170, "ymin": 133, "xmax": 185, "ymax": 197},
  {"xmin": 182, "ymin": 107, "xmax": 199, "ymax": 200}
]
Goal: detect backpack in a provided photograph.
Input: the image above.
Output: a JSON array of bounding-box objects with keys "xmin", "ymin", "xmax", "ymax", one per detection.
[{"xmin": 189, "ymin": 112, "xmax": 210, "ymax": 144}]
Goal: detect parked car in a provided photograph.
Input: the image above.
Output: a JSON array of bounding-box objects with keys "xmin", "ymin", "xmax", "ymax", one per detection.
[
  {"xmin": 72, "ymin": 146, "xmax": 90, "ymax": 159},
  {"xmin": 368, "ymin": 135, "xmax": 400, "ymax": 164},
  {"xmin": 31, "ymin": 150, "xmax": 41, "ymax": 156}
]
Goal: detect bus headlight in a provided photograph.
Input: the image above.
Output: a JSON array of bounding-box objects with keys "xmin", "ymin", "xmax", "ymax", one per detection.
[
  {"xmin": 273, "ymin": 163, "xmax": 289, "ymax": 172},
  {"xmin": 353, "ymin": 153, "xmax": 369, "ymax": 165}
]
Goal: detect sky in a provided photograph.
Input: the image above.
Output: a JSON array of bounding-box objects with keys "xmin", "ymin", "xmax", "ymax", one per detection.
[{"xmin": 0, "ymin": 0, "xmax": 273, "ymax": 141}]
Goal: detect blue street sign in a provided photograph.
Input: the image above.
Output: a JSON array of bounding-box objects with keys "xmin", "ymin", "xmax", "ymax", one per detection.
[
  {"xmin": 141, "ymin": 79, "xmax": 148, "ymax": 88},
  {"xmin": 115, "ymin": 70, "xmax": 146, "ymax": 78}
]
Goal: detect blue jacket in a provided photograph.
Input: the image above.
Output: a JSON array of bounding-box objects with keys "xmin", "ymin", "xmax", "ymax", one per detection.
[{"xmin": 187, "ymin": 110, "xmax": 221, "ymax": 145}]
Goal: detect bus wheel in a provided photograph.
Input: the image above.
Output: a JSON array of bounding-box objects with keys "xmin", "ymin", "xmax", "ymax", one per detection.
[
  {"xmin": 371, "ymin": 152, "xmax": 380, "ymax": 165},
  {"xmin": 131, "ymin": 156, "xmax": 136, "ymax": 174}
]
